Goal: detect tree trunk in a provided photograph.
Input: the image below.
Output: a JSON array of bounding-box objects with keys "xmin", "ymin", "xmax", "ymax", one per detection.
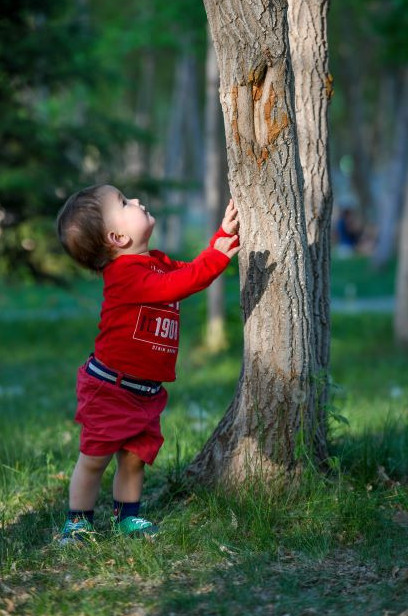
[
  {"xmin": 336, "ymin": 8, "xmax": 374, "ymax": 224},
  {"xmin": 372, "ymin": 68, "xmax": 408, "ymax": 269},
  {"xmin": 287, "ymin": 0, "xmax": 332, "ymax": 459},
  {"xmin": 162, "ymin": 50, "xmax": 189, "ymax": 253},
  {"xmin": 204, "ymin": 28, "xmax": 228, "ymax": 351},
  {"xmin": 395, "ymin": 173, "xmax": 408, "ymax": 346},
  {"xmin": 189, "ymin": 0, "xmax": 324, "ymax": 484},
  {"xmin": 163, "ymin": 41, "xmax": 203, "ymax": 253},
  {"xmin": 125, "ymin": 49, "xmax": 155, "ymax": 178}
]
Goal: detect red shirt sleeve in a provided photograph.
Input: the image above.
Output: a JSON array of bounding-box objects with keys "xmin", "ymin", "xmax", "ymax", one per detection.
[
  {"xmin": 104, "ymin": 245, "xmax": 230, "ymax": 305},
  {"xmin": 209, "ymin": 225, "xmax": 234, "ymax": 248}
]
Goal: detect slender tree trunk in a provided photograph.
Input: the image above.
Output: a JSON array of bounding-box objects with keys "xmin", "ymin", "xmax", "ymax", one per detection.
[
  {"xmin": 372, "ymin": 68, "xmax": 408, "ymax": 268},
  {"xmin": 163, "ymin": 51, "xmax": 189, "ymax": 252},
  {"xmin": 395, "ymin": 173, "xmax": 408, "ymax": 346},
  {"xmin": 370, "ymin": 70, "xmax": 397, "ymax": 253},
  {"xmin": 125, "ymin": 49, "xmax": 155, "ymax": 178},
  {"xmin": 163, "ymin": 41, "xmax": 204, "ymax": 253},
  {"xmin": 189, "ymin": 0, "xmax": 324, "ymax": 485},
  {"xmin": 186, "ymin": 53, "xmax": 205, "ymax": 189},
  {"xmin": 287, "ymin": 0, "xmax": 332, "ymax": 459},
  {"xmin": 205, "ymin": 28, "xmax": 228, "ymax": 351},
  {"xmin": 337, "ymin": 11, "xmax": 374, "ymax": 223}
]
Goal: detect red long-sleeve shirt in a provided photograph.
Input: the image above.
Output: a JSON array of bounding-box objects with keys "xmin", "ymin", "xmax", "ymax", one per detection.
[{"xmin": 94, "ymin": 227, "xmax": 232, "ymax": 382}]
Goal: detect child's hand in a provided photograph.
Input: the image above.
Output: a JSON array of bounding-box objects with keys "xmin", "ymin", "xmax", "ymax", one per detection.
[
  {"xmin": 214, "ymin": 235, "xmax": 241, "ymax": 259},
  {"xmin": 222, "ymin": 199, "xmax": 239, "ymax": 235}
]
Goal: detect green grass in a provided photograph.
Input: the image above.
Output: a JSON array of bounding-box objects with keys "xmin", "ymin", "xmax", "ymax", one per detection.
[
  {"xmin": 0, "ymin": 269, "xmax": 407, "ymax": 615},
  {"xmin": 330, "ymin": 255, "xmax": 396, "ymax": 298}
]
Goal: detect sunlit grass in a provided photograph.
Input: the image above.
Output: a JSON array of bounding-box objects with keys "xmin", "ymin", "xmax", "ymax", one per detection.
[
  {"xmin": 330, "ymin": 255, "xmax": 396, "ymax": 298},
  {"xmin": 1, "ymin": 277, "xmax": 408, "ymax": 615}
]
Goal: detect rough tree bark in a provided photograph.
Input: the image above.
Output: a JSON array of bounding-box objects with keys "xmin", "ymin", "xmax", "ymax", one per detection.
[
  {"xmin": 189, "ymin": 0, "xmax": 326, "ymax": 484},
  {"xmin": 287, "ymin": 0, "xmax": 332, "ymax": 459}
]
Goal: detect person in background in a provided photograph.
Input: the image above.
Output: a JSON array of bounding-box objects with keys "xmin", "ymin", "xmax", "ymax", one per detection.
[{"xmin": 334, "ymin": 207, "xmax": 361, "ymax": 258}]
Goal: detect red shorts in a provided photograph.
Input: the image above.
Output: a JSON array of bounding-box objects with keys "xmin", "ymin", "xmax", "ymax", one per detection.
[{"xmin": 74, "ymin": 364, "xmax": 168, "ymax": 464}]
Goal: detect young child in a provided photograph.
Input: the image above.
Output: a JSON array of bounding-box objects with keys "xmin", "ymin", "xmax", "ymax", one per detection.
[{"xmin": 56, "ymin": 184, "xmax": 240, "ymax": 543}]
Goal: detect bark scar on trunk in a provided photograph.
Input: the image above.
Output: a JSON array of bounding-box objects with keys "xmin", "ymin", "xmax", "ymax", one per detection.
[
  {"xmin": 252, "ymin": 83, "xmax": 263, "ymax": 102},
  {"xmin": 257, "ymin": 147, "xmax": 269, "ymax": 168},
  {"xmin": 252, "ymin": 70, "xmax": 290, "ymax": 150},
  {"xmin": 248, "ymin": 60, "xmax": 267, "ymax": 88},
  {"xmin": 231, "ymin": 85, "xmax": 240, "ymax": 146},
  {"xmin": 265, "ymin": 82, "xmax": 289, "ymax": 144},
  {"xmin": 325, "ymin": 73, "xmax": 334, "ymax": 100}
]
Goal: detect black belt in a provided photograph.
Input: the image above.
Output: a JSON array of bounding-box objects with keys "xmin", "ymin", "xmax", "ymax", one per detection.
[{"xmin": 86, "ymin": 356, "xmax": 162, "ymax": 396}]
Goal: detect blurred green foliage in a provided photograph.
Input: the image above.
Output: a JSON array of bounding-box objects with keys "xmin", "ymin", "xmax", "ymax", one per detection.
[
  {"xmin": 370, "ymin": 0, "xmax": 408, "ymax": 65},
  {"xmin": 0, "ymin": 0, "xmax": 146, "ymax": 280},
  {"xmin": 1, "ymin": 0, "xmax": 407, "ymax": 281},
  {"xmin": 0, "ymin": 0, "xmax": 206, "ymax": 281},
  {"xmin": 329, "ymin": 0, "xmax": 408, "ymax": 153}
]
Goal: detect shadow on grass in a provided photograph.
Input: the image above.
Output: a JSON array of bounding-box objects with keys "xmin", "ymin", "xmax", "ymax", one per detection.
[
  {"xmin": 0, "ymin": 509, "xmax": 401, "ymax": 616},
  {"xmin": 2, "ymin": 439, "xmax": 408, "ymax": 616},
  {"xmin": 330, "ymin": 418, "xmax": 408, "ymax": 488},
  {"xmin": 1, "ymin": 303, "xmax": 408, "ymax": 614},
  {"xmin": 148, "ymin": 549, "xmax": 408, "ymax": 616}
]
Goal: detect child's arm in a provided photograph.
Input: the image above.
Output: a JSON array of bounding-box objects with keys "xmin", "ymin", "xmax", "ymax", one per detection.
[{"xmin": 113, "ymin": 235, "xmax": 240, "ymax": 305}]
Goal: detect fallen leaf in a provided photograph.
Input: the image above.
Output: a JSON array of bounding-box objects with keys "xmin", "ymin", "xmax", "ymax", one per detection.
[{"xmin": 3, "ymin": 598, "xmax": 15, "ymax": 613}]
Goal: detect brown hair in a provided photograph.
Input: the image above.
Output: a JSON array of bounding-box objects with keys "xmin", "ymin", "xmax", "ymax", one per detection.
[{"xmin": 57, "ymin": 184, "xmax": 114, "ymax": 272}]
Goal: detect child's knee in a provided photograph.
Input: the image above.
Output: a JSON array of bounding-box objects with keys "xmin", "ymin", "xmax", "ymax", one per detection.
[
  {"xmin": 78, "ymin": 452, "xmax": 112, "ymax": 473},
  {"xmin": 116, "ymin": 449, "xmax": 145, "ymax": 472}
]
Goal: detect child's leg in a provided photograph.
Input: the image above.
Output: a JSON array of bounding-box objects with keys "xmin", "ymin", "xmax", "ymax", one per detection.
[
  {"xmin": 69, "ymin": 452, "xmax": 112, "ymax": 510},
  {"xmin": 113, "ymin": 449, "xmax": 145, "ymax": 503},
  {"xmin": 112, "ymin": 450, "xmax": 158, "ymax": 536}
]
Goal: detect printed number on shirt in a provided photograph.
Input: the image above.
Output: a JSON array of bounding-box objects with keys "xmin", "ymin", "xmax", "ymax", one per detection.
[
  {"xmin": 154, "ymin": 316, "xmax": 178, "ymax": 339},
  {"xmin": 133, "ymin": 305, "xmax": 179, "ymax": 350}
]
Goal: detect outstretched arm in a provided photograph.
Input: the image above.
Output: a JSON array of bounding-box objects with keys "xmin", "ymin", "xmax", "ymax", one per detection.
[{"xmin": 114, "ymin": 235, "xmax": 240, "ymax": 305}]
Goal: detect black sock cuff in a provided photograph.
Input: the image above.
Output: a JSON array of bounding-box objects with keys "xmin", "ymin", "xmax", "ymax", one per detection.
[
  {"xmin": 68, "ymin": 509, "xmax": 94, "ymax": 523},
  {"xmin": 113, "ymin": 500, "xmax": 140, "ymax": 521}
]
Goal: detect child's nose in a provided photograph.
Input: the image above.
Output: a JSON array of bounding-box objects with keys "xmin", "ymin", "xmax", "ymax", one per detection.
[{"xmin": 131, "ymin": 198, "xmax": 145, "ymax": 211}]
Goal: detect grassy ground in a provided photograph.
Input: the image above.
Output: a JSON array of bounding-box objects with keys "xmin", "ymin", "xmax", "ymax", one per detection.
[
  {"xmin": 1, "ymin": 256, "xmax": 408, "ymax": 615},
  {"xmin": 330, "ymin": 255, "xmax": 396, "ymax": 299}
]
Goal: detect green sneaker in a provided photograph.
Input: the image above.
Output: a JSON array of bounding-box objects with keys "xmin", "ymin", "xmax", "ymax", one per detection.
[
  {"xmin": 113, "ymin": 516, "xmax": 159, "ymax": 538},
  {"xmin": 59, "ymin": 518, "xmax": 95, "ymax": 545}
]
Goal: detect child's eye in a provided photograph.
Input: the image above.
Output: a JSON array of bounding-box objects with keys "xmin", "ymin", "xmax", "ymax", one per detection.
[{"xmin": 122, "ymin": 198, "xmax": 127, "ymax": 207}]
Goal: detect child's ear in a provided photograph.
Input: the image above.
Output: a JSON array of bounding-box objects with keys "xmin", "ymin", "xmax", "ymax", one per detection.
[{"xmin": 107, "ymin": 231, "xmax": 131, "ymax": 248}]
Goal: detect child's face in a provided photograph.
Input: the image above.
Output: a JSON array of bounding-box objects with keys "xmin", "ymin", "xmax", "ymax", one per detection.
[{"xmin": 101, "ymin": 185, "xmax": 155, "ymax": 254}]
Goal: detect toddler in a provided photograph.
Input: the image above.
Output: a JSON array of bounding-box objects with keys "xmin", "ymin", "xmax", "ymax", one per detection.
[{"xmin": 56, "ymin": 184, "xmax": 240, "ymax": 542}]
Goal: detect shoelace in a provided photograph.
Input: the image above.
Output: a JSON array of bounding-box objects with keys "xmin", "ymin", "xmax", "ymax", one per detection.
[
  {"xmin": 128, "ymin": 518, "xmax": 152, "ymax": 528},
  {"xmin": 63, "ymin": 520, "xmax": 91, "ymax": 533}
]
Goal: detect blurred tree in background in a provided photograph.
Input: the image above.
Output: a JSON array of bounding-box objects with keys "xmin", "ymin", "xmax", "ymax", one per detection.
[
  {"xmin": 0, "ymin": 0, "xmax": 206, "ymax": 281},
  {"xmin": 0, "ymin": 0, "xmax": 407, "ymax": 281},
  {"xmin": 0, "ymin": 0, "xmax": 148, "ymax": 279},
  {"xmin": 329, "ymin": 0, "xmax": 408, "ymax": 267}
]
